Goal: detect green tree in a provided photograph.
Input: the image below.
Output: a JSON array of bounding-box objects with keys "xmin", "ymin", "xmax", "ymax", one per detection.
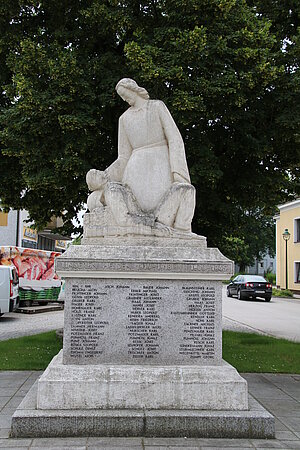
[
  {"xmin": 0, "ymin": 0, "xmax": 127, "ymax": 234},
  {"xmin": 219, "ymin": 209, "xmax": 275, "ymax": 269},
  {"xmin": 123, "ymin": 0, "xmax": 299, "ymax": 248},
  {"xmin": 0, "ymin": 0, "xmax": 299, "ymax": 251},
  {"xmin": 246, "ymin": 0, "xmax": 300, "ymax": 196},
  {"xmin": 219, "ymin": 236, "xmax": 252, "ymax": 272}
]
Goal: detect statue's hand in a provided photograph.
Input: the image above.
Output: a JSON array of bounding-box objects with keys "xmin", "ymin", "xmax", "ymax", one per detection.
[
  {"xmin": 154, "ymin": 222, "xmax": 171, "ymax": 237},
  {"xmin": 86, "ymin": 169, "xmax": 107, "ymax": 191}
]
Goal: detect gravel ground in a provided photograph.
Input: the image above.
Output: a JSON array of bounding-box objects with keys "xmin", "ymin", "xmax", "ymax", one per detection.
[{"xmin": 0, "ymin": 310, "xmax": 64, "ymax": 341}]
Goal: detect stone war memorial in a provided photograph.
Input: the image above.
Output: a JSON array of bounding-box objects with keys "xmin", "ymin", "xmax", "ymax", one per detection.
[{"xmin": 12, "ymin": 79, "xmax": 274, "ymax": 438}]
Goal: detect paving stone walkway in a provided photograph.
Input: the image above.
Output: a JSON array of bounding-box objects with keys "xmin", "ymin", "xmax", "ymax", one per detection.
[{"xmin": 0, "ymin": 371, "xmax": 299, "ymax": 449}]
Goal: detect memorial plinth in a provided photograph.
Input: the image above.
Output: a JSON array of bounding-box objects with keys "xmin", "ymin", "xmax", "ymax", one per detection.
[
  {"xmin": 11, "ymin": 78, "xmax": 274, "ymax": 438},
  {"xmin": 12, "ymin": 236, "xmax": 275, "ymax": 438}
]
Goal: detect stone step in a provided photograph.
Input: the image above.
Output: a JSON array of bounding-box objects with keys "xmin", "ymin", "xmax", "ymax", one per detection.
[{"xmin": 11, "ymin": 380, "xmax": 275, "ymax": 439}]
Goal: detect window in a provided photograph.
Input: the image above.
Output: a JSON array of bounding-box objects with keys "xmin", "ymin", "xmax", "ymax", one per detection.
[
  {"xmin": 12, "ymin": 268, "xmax": 19, "ymax": 285},
  {"xmin": 21, "ymin": 239, "xmax": 37, "ymax": 249},
  {"xmin": 295, "ymin": 218, "xmax": 300, "ymax": 243},
  {"xmin": 295, "ymin": 263, "xmax": 300, "ymax": 283},
  {"xmin": 37, "ymin": 236, "xmax": 55, "ymax": 251},
  {"xmin": 244, "ymin": 275, "xmax": 266, "ymax": 282}
]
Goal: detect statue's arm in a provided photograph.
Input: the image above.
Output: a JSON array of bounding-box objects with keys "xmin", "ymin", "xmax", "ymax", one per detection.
[
  {"xmin": 158, "ymin": 101, "xmax": 191, "ymax": 184},
  {"xmin": 105, "ymin": 116, "xmax": 132, "ymax": 182}
]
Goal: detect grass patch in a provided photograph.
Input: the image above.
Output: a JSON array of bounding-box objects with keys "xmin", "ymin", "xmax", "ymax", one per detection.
[
  {"xmin": 0, "ymin": 330, "xmax": 299, "ymax": 373},
  {"xmin": 223, "ymin": 330, "xmax": 300, "ymax": 373},
  {"xmin": 272, "ymin": 288, "xmax": 294, "ymax": 298},
  {"xmin": 0, "ymin": 331, "xmax": 62, "ymax": 370}
]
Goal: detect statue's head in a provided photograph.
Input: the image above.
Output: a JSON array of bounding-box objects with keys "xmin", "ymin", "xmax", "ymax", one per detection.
[{"xmin": 116, "ymin": 78, "xmax": 149, "ymax": 105}]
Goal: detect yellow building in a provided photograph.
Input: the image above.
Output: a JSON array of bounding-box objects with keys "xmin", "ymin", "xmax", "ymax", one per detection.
[
  {"xmin": 0, "ymin": 212, "xmax": 8, "ymax": 226},
  {"xmin": 275, "ymin": 199, "xmax": 300, "ymax": 293}
]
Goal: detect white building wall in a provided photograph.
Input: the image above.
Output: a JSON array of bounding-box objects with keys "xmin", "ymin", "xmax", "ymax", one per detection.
[
  {"xmin": 0, "ymin": 210, "xmax": 31, "ymax": 247},
  {"xmin": 0, "ymin": 210, "xmax": 18, "ymax": 246},
  {"xmin": 234, "ymin": 253, "xmax": 276, "ymax": 275}
]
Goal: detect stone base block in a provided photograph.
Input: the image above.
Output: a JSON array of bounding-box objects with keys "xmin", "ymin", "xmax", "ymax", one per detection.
[
  {"xmin": 11, "ymin": 380, "xmax": 275, "ymax": 439},
  {"xmin": 36, "ymin": 351, "xmax": 248, "ymax": 411}
]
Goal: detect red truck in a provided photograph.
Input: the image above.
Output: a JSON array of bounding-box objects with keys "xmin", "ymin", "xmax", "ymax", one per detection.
[{"xmin": 0, "ymin": 246, "xmax": 62, "ymax": 306}]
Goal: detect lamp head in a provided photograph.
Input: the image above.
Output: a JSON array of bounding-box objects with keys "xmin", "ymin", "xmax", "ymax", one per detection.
[{"xmin": 282, "ymin": 228, "xmax": 291, "ymax": 241}]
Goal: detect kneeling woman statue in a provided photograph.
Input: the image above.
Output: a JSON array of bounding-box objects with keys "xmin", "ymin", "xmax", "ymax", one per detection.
[{"xmin": 86, "ymin": 78, "xmax": 196, "ymax": 237}]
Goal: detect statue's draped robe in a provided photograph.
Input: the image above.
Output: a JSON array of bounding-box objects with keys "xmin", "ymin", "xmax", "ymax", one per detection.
[{"xmin": 105, "ymin": 100, "xmax": 190, "ymax": 212}]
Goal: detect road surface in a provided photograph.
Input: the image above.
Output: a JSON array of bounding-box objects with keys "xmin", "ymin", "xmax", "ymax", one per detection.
[{"xmin": 222, "ymin": 286, "xmax": 300, "ymax": 342}]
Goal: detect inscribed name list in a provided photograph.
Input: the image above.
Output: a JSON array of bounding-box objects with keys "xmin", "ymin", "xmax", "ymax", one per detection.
[{"xmin": 64, "ymin": 279, "xmax": 221, "ymax": 365}]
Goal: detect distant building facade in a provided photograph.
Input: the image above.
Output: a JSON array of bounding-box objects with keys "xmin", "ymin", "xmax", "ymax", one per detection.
[
  {"xmin": 0, "ymin": 209, "xmax": 70, "ymax": 252},
  {"xmin": 275, "ymin": 199, "xmax": 300, "ymax": 293},
  {"xmin": 234, "ymin": 252, "xmax": 276, "ymax": 276}
]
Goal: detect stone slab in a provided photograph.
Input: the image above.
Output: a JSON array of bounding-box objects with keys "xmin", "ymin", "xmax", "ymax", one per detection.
[
  {"xmin": 81, "ymin": 235, "xmax": 206, "ymax": 247},
  {"xmin": 36, "ymin": 351, "xmax": 248, "ymax": 410},
  {"xmin": 11, "ymin": 380, "xmax": 275, "ymax": 439},
  {"xmin": 16, "ymin": 305, "xmax": 64, "ymax": 314},
  {"xmin": 63, "ymin": 278, "xmax": 222, "ymax": 365},
  {"xmin": 55, "ymin": 242, "xmax": 233, "ymax": 280}
]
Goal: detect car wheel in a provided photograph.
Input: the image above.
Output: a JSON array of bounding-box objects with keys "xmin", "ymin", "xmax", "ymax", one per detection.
[
  {"xmin": 227, "ymin": 288, "xmax": 232, "ymax": 297},
  {"xmin": 237, "ymin": 289, "xmax": 244, "ymax": 300},
  {"xmin": 265, "ymin": 296, "xmax": 271, "ymax": 302}
]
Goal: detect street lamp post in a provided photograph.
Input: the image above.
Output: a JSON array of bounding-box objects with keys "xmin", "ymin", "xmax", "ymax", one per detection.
[{"xmin": 282, "ymin": 228, "xmax": 291, "ymax": 290}]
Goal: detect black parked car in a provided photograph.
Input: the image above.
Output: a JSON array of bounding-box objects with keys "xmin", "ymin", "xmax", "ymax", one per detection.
[{"xmin": 227, "ymin": 275, "xmax": 272, "ymax": 302}]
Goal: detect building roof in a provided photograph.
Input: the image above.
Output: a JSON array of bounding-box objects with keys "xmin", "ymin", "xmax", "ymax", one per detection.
[{"xmin": 277, "ymin": 198, "xmax": 300, "ymax": 213}]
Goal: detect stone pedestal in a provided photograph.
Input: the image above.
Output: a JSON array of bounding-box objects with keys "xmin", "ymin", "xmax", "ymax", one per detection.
[
  {"xmin": 37, "ymin": 352, "xmax": 247, "ymax": 411},
  {"xmin": 11, "ymin": 236, "xmax": 275, "ymax": 438}
]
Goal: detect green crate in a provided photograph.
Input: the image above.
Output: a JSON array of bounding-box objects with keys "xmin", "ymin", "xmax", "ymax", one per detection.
[{"xmin": 19, "ymin": 287, "xmax": 61, "ymax": 301}]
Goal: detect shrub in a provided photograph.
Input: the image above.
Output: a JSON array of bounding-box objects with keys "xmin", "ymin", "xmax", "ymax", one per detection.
[
  {"xmin": 272, "ymin": 288, "xmax": 293, "ymax": 298},
  {"xmin": 265, "ymin": 272, "xmax": 276, "ymax": 285}
]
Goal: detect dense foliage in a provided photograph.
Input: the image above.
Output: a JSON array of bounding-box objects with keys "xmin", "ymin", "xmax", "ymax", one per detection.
[{"xmin": 0, "ymin": 1, "xmax": 299, "ymax": 265}]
